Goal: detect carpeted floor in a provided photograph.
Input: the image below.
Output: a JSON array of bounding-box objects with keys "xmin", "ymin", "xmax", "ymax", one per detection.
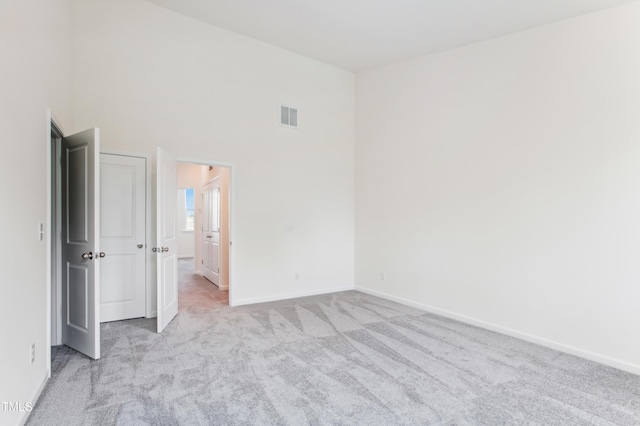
[{"xmin": 27, "ymin": 259, "xmax": 640, "ymax": 425}]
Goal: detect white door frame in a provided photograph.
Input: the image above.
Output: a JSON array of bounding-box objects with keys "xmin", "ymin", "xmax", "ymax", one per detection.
[
  {"xmin": 177, "ymin": 156, "xmax": 236, "ymax": 306},
  {"xmin": 46, "ymin": 109, "xmax": 64, "ymax": 375},
  {"xmin": 101, "ymin": 149, "xmax": 154, "ymax": 318}
]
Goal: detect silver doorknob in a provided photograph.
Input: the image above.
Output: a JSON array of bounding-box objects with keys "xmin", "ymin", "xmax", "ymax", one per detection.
[
  {"xmin": 162, "ymin": 247, "xmax": 169, "ymax": 252},
  {"xmin": 152, "ymin": 247, "xmax": 158, "ymax": 252},
  {"xmin": 82, "ymin": 252, "xmax": 93, "ymax": 260},
  {"xmin": 137, "ymin": 243, "xmax": 144, "ymax": 249},
  {"xmin": 99, "ymin": 252, "xmax": 106, "ymax": 258}
]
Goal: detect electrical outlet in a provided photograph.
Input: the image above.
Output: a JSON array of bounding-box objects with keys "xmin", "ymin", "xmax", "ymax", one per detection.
[
  {"xmin": 380, "ymin": 272, "xmax": 386, "ymax": 280},
  {"xmin": 30, "ymin": 343, "xmax": 35, "ymax": 364}
]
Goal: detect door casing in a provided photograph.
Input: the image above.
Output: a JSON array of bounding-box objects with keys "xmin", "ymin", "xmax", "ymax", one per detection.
[{"xmin": 177, "ymin": 157, "xmax": 236, "ymax": 306}]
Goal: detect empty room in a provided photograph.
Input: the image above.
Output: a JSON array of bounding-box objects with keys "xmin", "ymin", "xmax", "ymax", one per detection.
[{"xmin": 1, "ymin": 0, "xmax": 640, "ymax": 425}]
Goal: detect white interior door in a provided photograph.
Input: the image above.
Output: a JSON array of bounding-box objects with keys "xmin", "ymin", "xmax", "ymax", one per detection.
[
  {"xmin": 201, "ymin": 179, "xmax": 220, "ymax": 286},
  {"xmin": 156, "ymin": 148, "xmax": 178, "ymax": 333},
  {"xmin": 100, "ymin": 154, "xmax": 146, "ymax": 322},
  {"xmin": 61, "ymin": 128, "xmax": 100, "ymax": 359}
]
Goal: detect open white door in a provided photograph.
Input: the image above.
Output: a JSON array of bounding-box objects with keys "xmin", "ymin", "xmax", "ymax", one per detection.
[
  {"xmin": 201, "ymin": 180, "xmax": 221, "ymax": 286},
  {"xmin": 156, "ymin": 148, "xmax": 178, "ymax": 332},
  {"xmin": 61, "ymin": 128, "xmax": 100, "ymax": 359}
]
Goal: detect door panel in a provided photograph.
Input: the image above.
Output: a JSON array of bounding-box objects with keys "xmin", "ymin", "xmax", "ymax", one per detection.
[
  {"xmin": 67, "ymin": 266, "xmax": 88, "ymax": 330},
  {"xmin": 156, "ymin": 148, "xmax": 178, "ymax": 333},
  {"xmin": 201, "ymin": 181, "xmax": 220, "ymax": 286},
  {"xmin": 100, "ymin": 154, "xmax": 146, "ymax": 323},
  {"xmin": 61, "ymin": 128, "xmax": 100, "ymax": 360},
  {"xmin": 101, "ymin": 163, "xmax": 134, "ymax": 237},
  {"xmin": 100, "ymin": 255, "xmax": 136, "ymax": 302},
  {"xmin": 163, "ymin": 255, "xmax": 177, "ymax": 306}
]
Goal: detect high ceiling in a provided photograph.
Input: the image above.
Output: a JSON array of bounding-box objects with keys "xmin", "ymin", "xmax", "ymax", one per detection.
[{"xmin": 145, "ymin": 0, "xmax": 636, "ymax": 72}]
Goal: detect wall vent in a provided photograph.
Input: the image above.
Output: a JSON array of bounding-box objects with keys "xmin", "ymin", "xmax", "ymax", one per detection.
[{"xmin": 280, "ymin": 105, "xmax": 298, "ymax": 128}]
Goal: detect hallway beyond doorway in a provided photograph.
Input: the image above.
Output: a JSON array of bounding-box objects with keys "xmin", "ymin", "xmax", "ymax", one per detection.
[{"xmin": 178, "ymin": 258, "xmax": 229, "ymax": 309}]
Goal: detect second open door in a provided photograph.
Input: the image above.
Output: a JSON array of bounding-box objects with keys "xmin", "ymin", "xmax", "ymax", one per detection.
[{"xmin": 156, "ymin": 148, "xmax": 178, "ymax": 333}]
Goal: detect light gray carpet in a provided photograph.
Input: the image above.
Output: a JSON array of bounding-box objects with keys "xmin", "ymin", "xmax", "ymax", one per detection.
[{"xmin": 27, "ymin": 260, "xmax": 640, "ymax": 425}]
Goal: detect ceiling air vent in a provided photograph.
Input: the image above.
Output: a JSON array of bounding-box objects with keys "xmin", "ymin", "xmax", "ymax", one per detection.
[{"xmin": 280, "ymin": 105, "xmax": 298, "ymax": 128}]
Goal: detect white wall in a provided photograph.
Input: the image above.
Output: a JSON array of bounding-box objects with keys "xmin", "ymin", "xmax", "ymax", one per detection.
[
  {"xmin": 71, "ymin": 0, "xmax": 356, "ymax": 305},
  {"xmin": 356, "ymin": 2, "xmax": 640, "ymax": 373},
  {"xmin": 0, "ymin": 0, "xmax": 73, "ymax": 424}
]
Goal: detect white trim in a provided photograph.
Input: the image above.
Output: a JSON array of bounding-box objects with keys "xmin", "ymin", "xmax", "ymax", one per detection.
[
  {"xmin": 100, "ymin": 148, "xmax": 150, "ymax": 159},
  {"xmin": 144, "ymin": 153, "xmax": 154, "ymax": 318},
  {"xmin": 19, "ymin": 369, "xmax": 49, "ymax": 426},
  {"xmin": 49, "ymin": 110, "xmax": 65, "ymax": 135},
  {"xmin": 354, "ymin": 286, "xmax": 640, "ymax": 376},
  {"xmin": 46, "ymin": 109, "xmax": 65, "ymax": 375},
  {"xmin": 204, "ymin": 174, "xmax": 221, "ymax": 186},
  {"xmin": 193, "ymin": 270, "xmax": 228, "ymax": 290},
  {"xmin": 45, "ymin": 110, "xmax": 53, "ymax": 380},
  {"xmin": 176, "ymin": 156, "xmax": 237, "ymax": 306},
  {"xmin": 178, "ymin": 156, "xmax": 235, "ymax": 169},
  {"xmin": 234, "ymin": 286, "xmax": 354, "ymax": 307}
]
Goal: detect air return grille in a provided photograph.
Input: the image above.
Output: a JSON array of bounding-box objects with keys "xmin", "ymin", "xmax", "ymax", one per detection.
[{"xmin": 280, "ymin": 105, "xmax": 298, "ymax": 128}]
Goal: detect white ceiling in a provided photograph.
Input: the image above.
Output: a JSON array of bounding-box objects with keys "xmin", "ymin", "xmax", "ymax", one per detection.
[{"xmin": 145, "ymin": 0, "xmax": 636, "ymax": 72}]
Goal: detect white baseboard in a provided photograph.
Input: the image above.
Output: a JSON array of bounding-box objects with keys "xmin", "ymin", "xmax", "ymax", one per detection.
[
  {"xmin": 19, "ymin": 369, "xmax": 49, "ymax": 426},
  {"xmin": 234, "ymin": 286, "xmax": 354, "ymax": 307},
  {"xmin": 355, "ymin": 286, "xmax": 640, "ymax": 376}
]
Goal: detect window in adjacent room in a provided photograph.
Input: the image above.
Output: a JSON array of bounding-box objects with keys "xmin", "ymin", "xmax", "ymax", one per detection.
[{"xmin": 179, "ymin": 187, "xmax": 195, "ymax": 231}]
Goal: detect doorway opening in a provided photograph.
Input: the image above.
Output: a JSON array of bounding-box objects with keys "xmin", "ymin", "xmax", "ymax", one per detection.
[
  {"xmin": 176, "ymin": 162, "xmax": 231, "ymax": 302},
  {"xmin": 48, "ymin": 121, "xmax": 102, "ymax": 362},
  {"xmin": 49, "ymin": 120, "xmax": 63, "ymax": 352}
]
